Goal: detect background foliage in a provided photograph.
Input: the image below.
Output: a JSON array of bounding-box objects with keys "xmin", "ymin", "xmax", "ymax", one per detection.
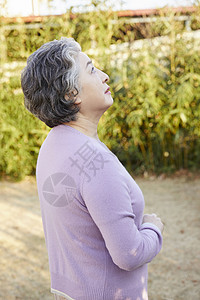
[{"xmin": 0, "ymin": 0, "xmax": 200, "ymax": 180}]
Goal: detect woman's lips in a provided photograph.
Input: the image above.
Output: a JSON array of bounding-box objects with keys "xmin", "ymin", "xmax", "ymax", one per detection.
[{"xmin": 105, "ymin": 87, "xmax": 111, "ymax": 94}]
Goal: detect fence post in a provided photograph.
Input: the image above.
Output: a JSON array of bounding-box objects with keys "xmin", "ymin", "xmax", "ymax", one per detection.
[{"xmin": 185, "ymin": 17, "xmax": 192, "ymax": 31}]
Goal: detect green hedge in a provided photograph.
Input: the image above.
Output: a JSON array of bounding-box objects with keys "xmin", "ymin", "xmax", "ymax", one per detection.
[
  {"xmin": 0, "ymin": 2, "xmax": 200, "ymax": 180},
  {"xmin": 0, "ymin": 67, "xmax": 50, "ymax": 180},
  {"xmin": 98, "ymin": 38, "xmax": 200, "ymax": 175}
]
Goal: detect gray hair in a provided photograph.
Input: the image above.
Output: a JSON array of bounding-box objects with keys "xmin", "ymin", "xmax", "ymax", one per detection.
[{"xmin": 21, "ymin": 37, "xmax": 82, "ymax": 128}]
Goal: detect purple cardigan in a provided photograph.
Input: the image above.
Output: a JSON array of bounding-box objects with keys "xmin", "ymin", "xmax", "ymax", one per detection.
[{"xmin": 36, "ymin": 124, "xmax": 163, "ymax": 300}]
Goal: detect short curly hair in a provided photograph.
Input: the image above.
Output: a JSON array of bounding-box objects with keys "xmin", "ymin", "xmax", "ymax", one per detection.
[{"xmin": 21, "ymin": 37, "xmax": 82, "ymax": 128}]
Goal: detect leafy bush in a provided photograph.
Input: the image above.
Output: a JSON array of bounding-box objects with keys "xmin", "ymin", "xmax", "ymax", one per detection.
[
  {"xmin": 0, "ymin": 67, "xmax": 50, "ymax": 180},
  {"xmin": 98, "ymin": 34, "xmax": 200, "ymax": 175},
  {"xmin": 0, "ymin": 2, "xmax": 200, "ymax": 180}
]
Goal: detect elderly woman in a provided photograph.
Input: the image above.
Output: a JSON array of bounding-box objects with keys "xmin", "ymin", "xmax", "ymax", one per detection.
[{"xmin": 21, "ymin": 37, "xmax": 163, "ymax": 300}]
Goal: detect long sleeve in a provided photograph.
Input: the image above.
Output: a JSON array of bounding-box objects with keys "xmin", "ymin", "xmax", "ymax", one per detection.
[{"xmin": 81, "ymin": 153, "xmax": 163, "ymax": 272}]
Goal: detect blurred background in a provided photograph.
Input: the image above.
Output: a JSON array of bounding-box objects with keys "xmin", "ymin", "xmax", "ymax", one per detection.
[
  {"xmin": 0, "ymin": 0, "xmax": 200, "ymax": 180},
  {"xmin": 0, "ymin": 2, "xmax": 200, "ymax": 300}
]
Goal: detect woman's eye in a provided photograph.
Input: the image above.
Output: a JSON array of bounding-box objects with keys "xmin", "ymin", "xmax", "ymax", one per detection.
[{"xmin": 91, "ymin": 66, "xmax": 96, "ymax": 73}]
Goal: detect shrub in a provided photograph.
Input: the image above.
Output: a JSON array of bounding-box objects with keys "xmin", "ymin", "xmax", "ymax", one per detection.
[{"xmin": 0, "ymin": 2, "xmax": 200, "ymax": 180}]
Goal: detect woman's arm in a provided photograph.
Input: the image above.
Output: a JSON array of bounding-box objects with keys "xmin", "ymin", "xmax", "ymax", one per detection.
[{"xmin": 81, "ymin": 154, "xmax": 163, "ymax": 271}]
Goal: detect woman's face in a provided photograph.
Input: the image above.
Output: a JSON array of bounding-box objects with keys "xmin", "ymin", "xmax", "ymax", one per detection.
[{"xmin": 76, "ymin": 51, "xmax": 113, "ymax": 119}]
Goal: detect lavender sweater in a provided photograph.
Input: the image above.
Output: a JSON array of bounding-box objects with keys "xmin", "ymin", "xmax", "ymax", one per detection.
[{"xmin": 36, "ymin": 124, "xmax": 163, "ymax": 300}]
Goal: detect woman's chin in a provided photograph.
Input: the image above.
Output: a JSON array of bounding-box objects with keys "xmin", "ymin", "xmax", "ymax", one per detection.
[{"xmin": 105, "ymin": 96, "xmax": 113, "ymax": 109}]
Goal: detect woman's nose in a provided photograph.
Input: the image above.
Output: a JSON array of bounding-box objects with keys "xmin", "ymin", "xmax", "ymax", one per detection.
[
  {"xmin": 103, "ymin": 73, "xmax": 109, "ymax": 83},
  {"xmin": 97, "ymin": 69, "xmax": 109, "ymax": 83}
]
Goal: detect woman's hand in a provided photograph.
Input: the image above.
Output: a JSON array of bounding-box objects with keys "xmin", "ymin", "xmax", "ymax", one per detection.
[{"xmin": 142, "ymin": 213, "xmax": 164, "ymax": 233}]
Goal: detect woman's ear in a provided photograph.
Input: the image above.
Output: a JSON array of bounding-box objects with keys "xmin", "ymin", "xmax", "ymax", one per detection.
[
  {"xmin": 64, "ymin": 91, "xmax": 81, "ymax": 104},
  {"xmin": 74, "ymin": 96, "xmax": 82, "ymax": 104}
]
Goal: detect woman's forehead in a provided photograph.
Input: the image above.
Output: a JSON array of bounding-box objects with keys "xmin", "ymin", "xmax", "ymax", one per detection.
[{"xmin": 79, "ymin": 51, "xmax": 90, "ymax": 64}]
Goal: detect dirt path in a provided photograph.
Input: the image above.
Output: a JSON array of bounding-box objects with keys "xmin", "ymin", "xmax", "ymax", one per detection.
[{"xmin": 0, "ymin": 175, "xmax": 200, "ymax": 300}]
